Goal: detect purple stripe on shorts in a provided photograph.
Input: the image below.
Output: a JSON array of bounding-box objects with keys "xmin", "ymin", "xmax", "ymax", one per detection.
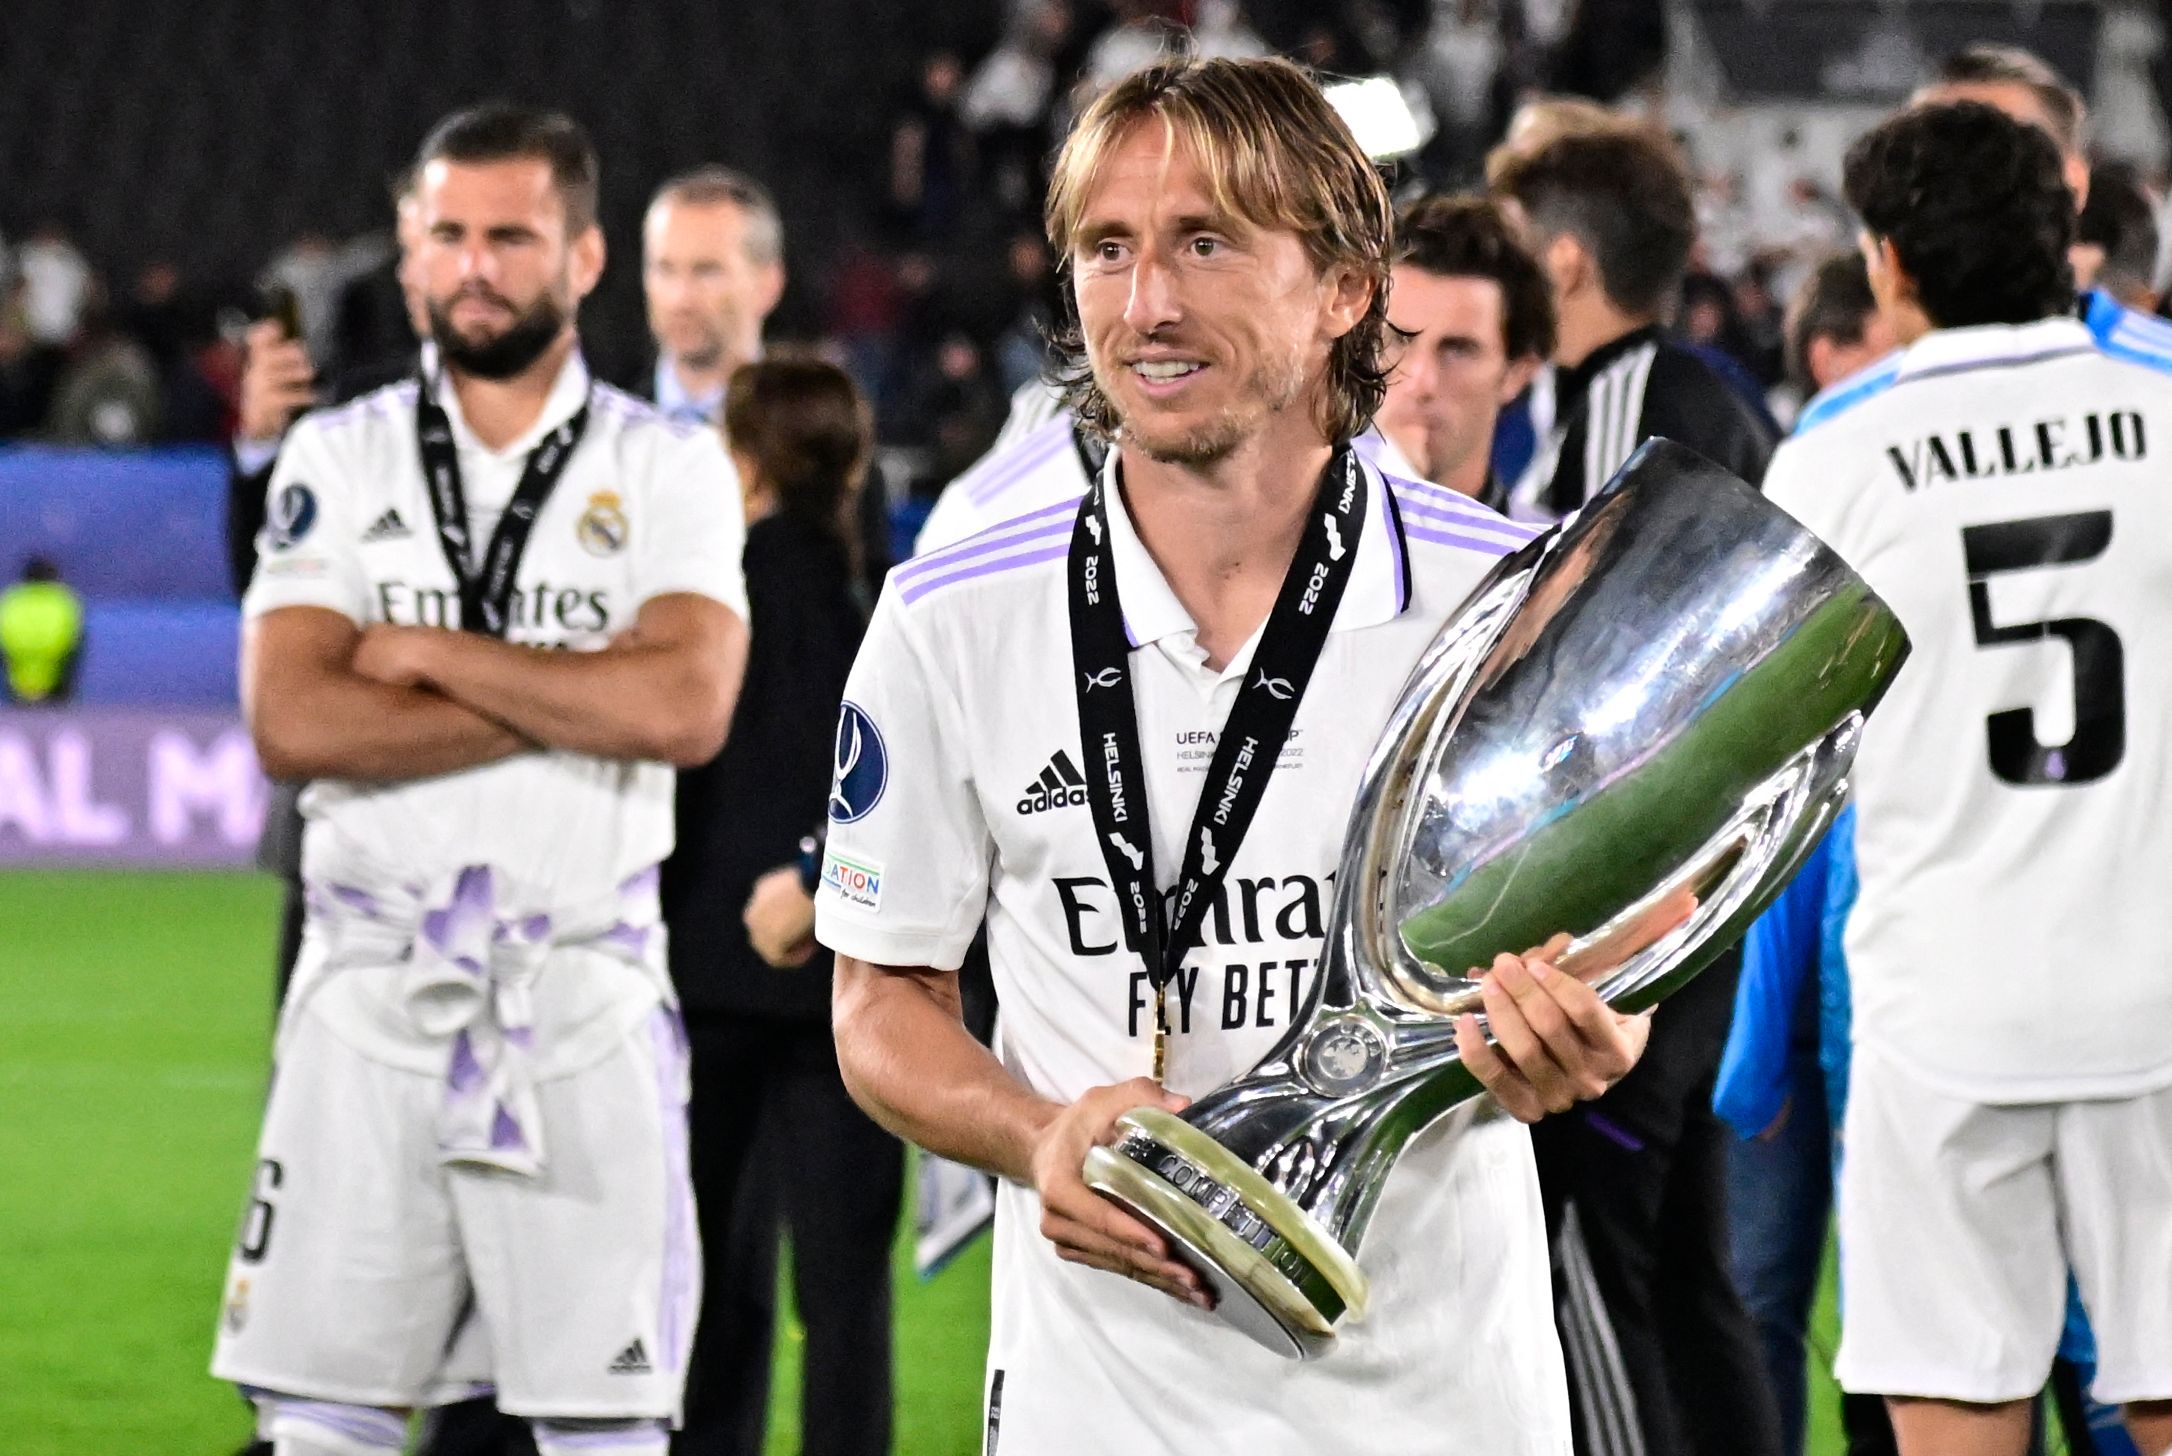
[
  {"xmin": 653, "ymin": 1008, "xmax": 697, "ymax": 1376},
  {"xmin": 535, "ymin": 1421, "xmax": 670, "ymax": 1451},
  {"xmin": 893, "ymin": 501, "xmax": 1078, "ymax": 587},
  {"xmin": 898, "ymin": 540, "xmax": 1072, "ymax": 604},
  {"xmin": 965, "ymin": 422, "xmax": 1070, "ymax": 504},
  {"xmin": 1404, "ymin": 522, "xmax": 1519, "ymax": 557}
]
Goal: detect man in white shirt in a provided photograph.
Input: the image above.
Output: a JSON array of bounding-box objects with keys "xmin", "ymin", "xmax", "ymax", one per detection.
[
  {"xmin": 1766, "ymin": 101, "xmax": 2172, "ymax": 1456},
  {"xmin": 818, "ymin": 57, "xmax": 1651, "ymax": 1455},
  {"xmin": 210, "ymin": 103, "xmax": 750, "ymax": 1456}
]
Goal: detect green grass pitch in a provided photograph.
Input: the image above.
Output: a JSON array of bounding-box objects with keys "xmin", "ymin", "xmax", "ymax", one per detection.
[{"xmin": 2, "ymin": 869, "xmax": 1860, "ymax": 1454}]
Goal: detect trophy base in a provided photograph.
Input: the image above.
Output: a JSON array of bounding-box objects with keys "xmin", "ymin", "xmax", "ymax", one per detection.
[{"xmin": 1081, "ymin": 1107, "xmax": 1369, "ymax": 1361}]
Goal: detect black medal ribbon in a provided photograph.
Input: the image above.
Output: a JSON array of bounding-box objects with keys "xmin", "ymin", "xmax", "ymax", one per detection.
[
  {"xmin": 1068, "ymin": 448, "xmax": 1367, "ymax": 1018},
  {"xmin": 414, "ymin": 373, "xmax": 592, "ymax": 638}
]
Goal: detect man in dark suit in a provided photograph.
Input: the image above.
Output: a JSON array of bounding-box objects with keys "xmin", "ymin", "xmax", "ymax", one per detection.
[
  {"xmin": 623, "ymin": 167, "xmax": 815, "ymax": 1456},
  {"xmin": 629, "ymin": 167, "xmax": 784, "ymax": 425}
]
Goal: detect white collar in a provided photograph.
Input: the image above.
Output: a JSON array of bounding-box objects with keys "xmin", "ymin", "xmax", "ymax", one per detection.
[
  {"xmin": 1101, "ymin": 446, "xmax": 1410, "ymax": 663},
  {"xmin": 653, "ymin": 356, "xmax": 727, "ymax": 424},
  {"xmin": 1893, "ymin": 316, "xmax": 2094, "ymax": 381},
  {"xmin": 434, "ymin": 347, "xmax": 593, "ymax": 459}
]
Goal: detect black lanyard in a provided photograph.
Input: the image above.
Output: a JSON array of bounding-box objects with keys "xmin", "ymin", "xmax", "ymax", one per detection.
[
  {"xmin": 1067, "ymin": 448, "xmax": 1365, "ymax": 1072},
  {"xmin": 414, "ymin": 375, "xmax": 592, "ymax": 638}
]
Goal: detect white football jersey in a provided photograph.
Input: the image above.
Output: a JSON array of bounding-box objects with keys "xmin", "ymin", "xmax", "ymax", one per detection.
[
  {"xmin": 244, "ymin": 352, "xmax": 748, "ymax": 910},
  {"xmin": 1766, "ymin": 316, "xmax": 2172, "ymax": 1103},
  {"xmin": 818, "ymin": 453, "xmax": 1572, "ymax": 1452}
]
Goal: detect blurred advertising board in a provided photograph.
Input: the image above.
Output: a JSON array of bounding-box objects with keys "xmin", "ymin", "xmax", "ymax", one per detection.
[{"xmin": 0, "ymin": 708, "xmax": 265, "ymax": 868}]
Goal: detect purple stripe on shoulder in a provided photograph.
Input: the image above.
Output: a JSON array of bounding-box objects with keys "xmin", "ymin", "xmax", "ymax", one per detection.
[
  {"xmin": 894, "ymin": 501, "xmax": 1080, "ymax": 585},
  {"xmin": 1404, "ymin": 522, "xmax": 1520, "ymax": 557},
  {"xmin": 1397, "ymin": 495, "xmax": 1538, "ymax": 541},
  {"xmin": 653, "ymin": 1008, "xmax": 696, "ymax": 1376},
  {"xmin": 965, "ymin": 424, "xmax": 1071, "ymax": 504},
  {"xmin": 318, "ymin": 382, "xmax": 416, "ymax": 433},
  {"xmin": 1390, "ymin": 482, "xmax": 1538, "ymax": 540},
  {"xmin": 900, "ymin": 541, "xmax": 1071, "ymax": 604}
]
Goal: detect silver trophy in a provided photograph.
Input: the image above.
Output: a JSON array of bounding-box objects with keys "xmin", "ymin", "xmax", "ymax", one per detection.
[{"xmin": 1082, "ymin": 439, "xmax": 1910, "ymax": 1358}]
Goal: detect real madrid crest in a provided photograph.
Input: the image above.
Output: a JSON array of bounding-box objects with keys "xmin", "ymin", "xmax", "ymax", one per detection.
[{"xmin": 577, "ymin": 489, "xmax": 629, "ymax": 557}]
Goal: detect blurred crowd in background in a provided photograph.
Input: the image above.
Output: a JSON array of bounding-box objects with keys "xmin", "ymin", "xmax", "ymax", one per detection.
[
  {"xmin": 5, "ymin": 0, "xmax": 2172, "ymax": 721},
  {"xmin": 10, "ymin": 0, "xmax": 2158, "ymax": 493}
]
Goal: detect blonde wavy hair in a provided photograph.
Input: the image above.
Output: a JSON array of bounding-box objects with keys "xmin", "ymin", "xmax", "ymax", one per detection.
[{"xmin": 1042, "ymin": 56, "xmax": 1396, "ymax": 445}]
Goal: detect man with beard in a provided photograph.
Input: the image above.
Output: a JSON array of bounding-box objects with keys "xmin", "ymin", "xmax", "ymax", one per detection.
[
  {"xmin": 818, "ymin": 57, "xmax": 1652, "ymax": 1455},
  {"xmin": 210, "ymin": 103, "xmax": 749, "ymax": 1456}
]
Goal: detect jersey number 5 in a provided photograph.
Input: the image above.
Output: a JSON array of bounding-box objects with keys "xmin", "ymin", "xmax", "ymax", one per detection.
[{"xmin": 1961, "ymin": 510, "xmax": 2124, "ymax": 786}]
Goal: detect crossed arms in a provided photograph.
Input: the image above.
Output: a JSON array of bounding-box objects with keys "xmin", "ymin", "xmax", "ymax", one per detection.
[{"xmin": 243, "ymin": 593, "xmax": 748, "ymax": 782}]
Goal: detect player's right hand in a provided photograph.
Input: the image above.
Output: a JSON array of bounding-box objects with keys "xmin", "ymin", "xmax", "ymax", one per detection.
[
  {"xmin": 1030, "ymin": 1078, "xmax": 1213, "ymax": 1310},
  {"xmin": 239, "ymin": 320, "xmax": 317, "ymax": 445}
]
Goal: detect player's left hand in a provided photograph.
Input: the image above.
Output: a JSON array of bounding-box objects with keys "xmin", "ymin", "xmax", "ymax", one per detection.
[
  {"xmin": 1453, "ymin": 950, "xmax": 1650, "ymax": 1123},
  {"xmin": 1450, "ymin": 888, "xmax": 1695, "ymax": 1123},
  {"xmin": 351, "ymin": 624, "xmax": 442, "ymax": 689}
]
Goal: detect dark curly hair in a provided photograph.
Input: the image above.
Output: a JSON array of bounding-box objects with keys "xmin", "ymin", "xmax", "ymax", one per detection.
[
  {"xmin": 1396, "ymin": 195, "xmax": 1557, "ymax": 362},
  {"xmin": 1042, "ymin": 57, "xmax": 1395, "ymax": 445},
  {"xmin": 1843, "ymin": 102, "xmax": 2075, "ymax": 329}
]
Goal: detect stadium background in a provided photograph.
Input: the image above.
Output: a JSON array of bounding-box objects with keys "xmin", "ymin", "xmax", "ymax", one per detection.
[{"xmin": 2, "ymin": 1, "xmax": 2166, "ymax": 1451}]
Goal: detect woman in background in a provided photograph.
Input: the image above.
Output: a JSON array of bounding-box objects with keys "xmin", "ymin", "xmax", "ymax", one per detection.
[{"xmin": 662, "ymin": 356, "xmax": 901, "ymax": 1456}]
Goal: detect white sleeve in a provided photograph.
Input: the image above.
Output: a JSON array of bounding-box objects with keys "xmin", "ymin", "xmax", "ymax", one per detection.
[
  {"xmin": 634, "ymin": 426, "xmax": 749, "ymax": 620},
  {"xmin": 1764, "ymin": 430, "xmax": 1868, "ymax": 573},
  {"xmin": 241, "ymin": 422, "xmax": 371, "ymax": 623},
  {"xmin": 912, "ymin": 478, "xmax": 983, "ymax": 557},
  {"xmin": 814, "ymin": 584, "xmax": 992, "ymax": 971}
]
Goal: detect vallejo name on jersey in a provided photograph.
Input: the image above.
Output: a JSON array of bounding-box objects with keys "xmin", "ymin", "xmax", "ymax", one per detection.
[
  {"xmin": 1053, "ymin": 870, "xmax": 1332, "ymax": 1036},
  {"xmin": 373, "ymin": 579, "xmax": 613, "ymax": 635},
  {"xmin": 1886, "ymin": 409, "xmax": 2146, "ymax": 491}
]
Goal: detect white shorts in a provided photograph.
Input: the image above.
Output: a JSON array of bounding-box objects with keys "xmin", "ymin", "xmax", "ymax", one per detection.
[
  {"xmin": 211, "ymin": 994, "xmax": 701, "ymax": 1420},
  {"xmin": 1835, "ymin": 1043, "xmax": 2172, "ymax": 1405}
]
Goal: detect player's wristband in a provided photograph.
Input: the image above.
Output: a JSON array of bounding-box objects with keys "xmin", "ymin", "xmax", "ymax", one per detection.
[{"xmin": 796, "ymin": 833, "xmax": 823, "ymax": 896}]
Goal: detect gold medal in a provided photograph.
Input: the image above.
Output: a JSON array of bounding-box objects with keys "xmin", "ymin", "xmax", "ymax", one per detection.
[{"xmin": 1152, "ymin": 983, "xmax": 1170, "ymax": 1083}]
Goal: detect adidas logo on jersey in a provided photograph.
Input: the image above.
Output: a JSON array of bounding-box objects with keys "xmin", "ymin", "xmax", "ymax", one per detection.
[
  {"xmin": 360, "ymin": 507, "xmax": 413, "ymax": 542},
  {"xmin": 608, "ymin": 1338, "xmax": 652, "ymax": 1375},
  {"xmin": 1016, "ymin": 750, "xmax": 1089, "ymax": 815}
]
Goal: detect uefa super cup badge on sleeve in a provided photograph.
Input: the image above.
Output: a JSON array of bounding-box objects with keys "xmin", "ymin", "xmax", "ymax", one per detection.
[{"xmin": 1082, "ymin": 439, "xmax": 1912, "ymax": 1359}]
